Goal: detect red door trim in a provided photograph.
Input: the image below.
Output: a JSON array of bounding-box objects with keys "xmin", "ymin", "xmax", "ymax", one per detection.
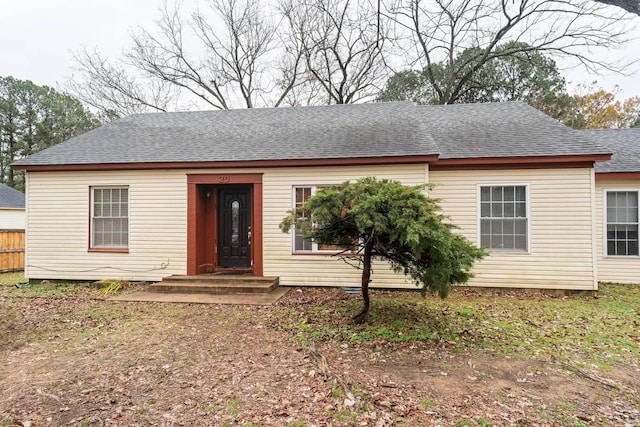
[{"xmin": 187, "ymin": 174, "xmax": 263, "ymax": 276}]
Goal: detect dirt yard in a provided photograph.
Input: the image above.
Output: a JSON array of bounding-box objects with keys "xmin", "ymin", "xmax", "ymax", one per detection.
[{"xmin": 1, "ymin": 284, "xmax": 638, "ymax": 426}]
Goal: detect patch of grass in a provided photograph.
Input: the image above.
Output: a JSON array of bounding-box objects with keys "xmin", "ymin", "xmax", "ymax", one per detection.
[
  {"xmin": 555, "ymin": 401, "xmax": 578, "ymax": 412},
  {"xmin": 421, "ymin": 397, "xmax": 437, "ymax": 408},
  {"xmin": 273, "ymin": 284, "xmax": 640, "ymax": 369},
  {"xmin": 329, "ymin": 408, "xmax": 358, "ymax": 421},
  {"xmin": 553, "ymin": 412, "xmax": 587, "ymax": 426},
  {"xmin": 5, "ymin": 280, "xmax": 96, "ymax": 299},
  {"xmin": 1, "ymin": 276, "xmax": 144, "ymax": 300},
  {"xmin": 0, "ymin": 271, "xmax": 26, "ymax": 285},
  {"xmin": 227, "ymin": 398, "xmax": 242, "ymax": 415},
  {"xmin": 86, "ymin": 308, "xmax": 120, "ymax": 321}
]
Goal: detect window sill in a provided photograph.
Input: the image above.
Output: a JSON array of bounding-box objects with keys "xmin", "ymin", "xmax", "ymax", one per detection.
[
  {"xmin": 292, "ymin": 251, "xmax": 359, "ymax": 256},
  {"xmin": 484, "ymin": 249, "xmax": 530, "ymax": 254},
  {"xmin": 88, "ymin": 248, "xmax": 129, "ymax": 253}
]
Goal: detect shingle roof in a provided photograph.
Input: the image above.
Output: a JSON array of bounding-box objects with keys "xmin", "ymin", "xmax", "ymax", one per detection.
[
  {"xmin": 12, "ymin": 101, "xmax": 610, "ymax": 168},
  {"xmin": 0, "ymin": 184, "xmax": 25, "ymax": 209},
  {"xmin": 581, "ymin": 129, "xmax": 640, "ymax": 173},
  {"xmin": 418, "ymin": 102, "xmax": 609, "ymax": 159},
  {"xmin": 13, "ymin": 102, "xmax": 437, "ymax": 166}
]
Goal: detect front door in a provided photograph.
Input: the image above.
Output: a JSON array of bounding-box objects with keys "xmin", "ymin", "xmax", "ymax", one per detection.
[{"xmin": 218, "ymin": 187, "xmax": 252, "ymax": 269}]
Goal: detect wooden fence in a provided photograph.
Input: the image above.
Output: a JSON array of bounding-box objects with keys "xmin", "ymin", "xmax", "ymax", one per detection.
[{"xmin": 0, "ymin": 230, "xmax": 24, "ymax": 272}]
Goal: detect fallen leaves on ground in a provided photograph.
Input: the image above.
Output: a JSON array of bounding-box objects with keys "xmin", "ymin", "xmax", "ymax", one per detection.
[{"xmin": 0, "ymin": 284, "xmax": 638, "ymax": 426}]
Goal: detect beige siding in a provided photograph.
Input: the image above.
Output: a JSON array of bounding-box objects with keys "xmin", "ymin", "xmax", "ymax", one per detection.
[
  {"xmin": 430, "ymin": 168, "xmax": 597, "ymax": 290},
  {"xmin": 26, "ymin": 170, "xmax": 187, "ymax": 281},
  {"xmin": 25, "ymin": 165, "xmax": 428, "ymax": 286},
  {"xmin": 26, "ymin": 164, "xmax": 599, "ymax": 290},
  {"xmin": 595, "ymin": 179, "xmax": 640, "ymax": 284},
  {"xmin": 262, "ymin": 164, "xmax": 428, "ymax": 288}
]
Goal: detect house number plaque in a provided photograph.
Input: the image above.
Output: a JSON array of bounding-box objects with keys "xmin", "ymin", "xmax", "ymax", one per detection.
[{"xmin": 218, "ymin": 175, "xmax": 231, "ymax": 183}]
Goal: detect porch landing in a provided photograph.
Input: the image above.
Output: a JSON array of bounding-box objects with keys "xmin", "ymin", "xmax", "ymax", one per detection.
[{"xmin": 110, "ymin": 274, "xmax": 288, "ymax": 305}]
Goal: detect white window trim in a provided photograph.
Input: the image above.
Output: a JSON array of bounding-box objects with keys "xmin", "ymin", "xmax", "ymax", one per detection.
[
  {"xmin": 603, "ymin": 188, "xmax": 640, "ymax": 258},
  {"xmin": 476, "ymin": 183, "xmax": 531, "ymax": 253},
  {"xmin": 90, "ymin": 186, "xmax": 130, "ymax": 250},
  {"xmin": 291, "ymin": 185, "xmax": 339, "ymax": 253}
]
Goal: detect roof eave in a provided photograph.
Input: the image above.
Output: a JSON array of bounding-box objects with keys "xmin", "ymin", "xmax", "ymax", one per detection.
[
  {"xmin": 430, "ymin": 153, "xmax": 612, "ymax": 171},
  {"xmin": 595, "ymin": 171, "xmax": 640, "ymax": 179},
  {"xmin": 14, "ymin": 153, "xmax": 614, "ymax": 173},
  {"xmin": 13, "ymin": 154, "xmax": 440, "ymax": 172}
]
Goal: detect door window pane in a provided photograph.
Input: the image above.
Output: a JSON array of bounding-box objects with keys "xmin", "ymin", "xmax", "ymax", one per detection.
[{"xmin": 231, "ymin": 200, "xmax": 240, "ymax": 244}]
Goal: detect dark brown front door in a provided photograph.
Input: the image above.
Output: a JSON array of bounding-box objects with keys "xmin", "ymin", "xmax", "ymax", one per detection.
[{"xmin": 218, "ymin": 187, "xmax": 252, "ymax": 269}]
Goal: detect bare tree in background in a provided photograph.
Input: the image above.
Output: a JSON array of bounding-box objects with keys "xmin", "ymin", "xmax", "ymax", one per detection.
[
  {"xmin": 67, "ymin": 0, "xmax": 636, "ymax": 115},
  {"xmin": 130, "ymin": 0, "xmax": 310, "ymax": 109},
  {"xmin": 68, "ymin": 0, "xmax": 305, "ymax": 117},
  {"xmin": 383, "ymin": 0, "xmax": 634, "ymax": 105},
  {"xmin": 67, "ymin": 49, "xmax": 177, "ymax": 119},
  {"xmin": 281, "ymin": 0, "xmax": 388, "ymax": 105}
]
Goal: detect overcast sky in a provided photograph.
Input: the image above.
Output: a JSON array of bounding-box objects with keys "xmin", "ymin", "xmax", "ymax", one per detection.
[{"xmin": 1, "ymin": 0, "xmax": 640, "ymax": 105}]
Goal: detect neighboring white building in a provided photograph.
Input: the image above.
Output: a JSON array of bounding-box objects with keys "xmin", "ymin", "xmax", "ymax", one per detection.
[
  {"xmin": 0, "ymin": 183, "xmax": 25, "ymax": 230},
  {"xmin": 11, "ymin": 102, "xmax": 639, "ymax": 289}
]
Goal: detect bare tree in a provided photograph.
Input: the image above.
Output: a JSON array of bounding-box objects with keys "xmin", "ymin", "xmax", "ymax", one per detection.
[
  {"xmin": 68, "ymin": 0, "xmax": 306, "ymax": 116},
  {"xmin": 281, "ymin": 0, "xmax": 389, "ymax": 105},
  {"xmin": 384, "ymin": 0, "xmax": 635, "ymax": 104},
  {"xmin": 66, "ymin": 49, "xmax": 178, "ymax": 119},
  {"xmin": 68, "ymin": 0, "xmax": 637, "ymax": 114},
  {"xmin": 130, "ymin": 0, "xmax": 308, "ymax": 109}
]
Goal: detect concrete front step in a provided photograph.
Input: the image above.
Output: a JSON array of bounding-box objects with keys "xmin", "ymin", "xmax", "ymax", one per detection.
[{"xmin": 148, "ymin": 275, "xmax": 279, "ymax": 294}]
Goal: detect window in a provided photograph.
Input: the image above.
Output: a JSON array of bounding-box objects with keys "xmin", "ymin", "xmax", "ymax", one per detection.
[
  {"xmin": 294, "ymin": 186, "xmax": 314, "ymax": 251},
  {"xmin": 479, "ymin": 185, "xmax": 528, "ymax": 252},
  {"xmin": 91, "ymin": 187, "xmax": 129, "ymax": 249},
  {"xmin": 292, "ymin": 185, "xmax": 344, "ymax": 253},
  {"xmin": 605, "ymin": 191, "xmax": 639, "ymax": 257}
]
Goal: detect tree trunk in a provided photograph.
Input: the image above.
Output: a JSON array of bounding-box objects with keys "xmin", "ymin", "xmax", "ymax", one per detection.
[
  {"xmin": 352, "ymin": 238, "xmax": 373, "ymax": 324},
  {"xmin": 7, "ymin": 131, "xmax": 15, "ymax": 188}
]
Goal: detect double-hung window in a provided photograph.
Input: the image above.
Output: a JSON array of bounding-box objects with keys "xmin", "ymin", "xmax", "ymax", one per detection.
[
  {"xmin": 293, "ymin": 186, "xmax": 314, "ymax": 252},
  {"xmin": 292, "ymin": 185, "xmax": 357, "ymax": 253},
  {"xmin": 605, "ymin": 190, "xmax": 639, "ymax": 257},
  {"xmin": 479, "ymin": 185, "xmax": 529, "ymax": 252},
  {"xmin": 293, "ymin": 185, "xmax": 342, "ymax": 253},
  {"xmin": 91, "ymin": 186, "xmax": 129, "ymax": 250}
]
